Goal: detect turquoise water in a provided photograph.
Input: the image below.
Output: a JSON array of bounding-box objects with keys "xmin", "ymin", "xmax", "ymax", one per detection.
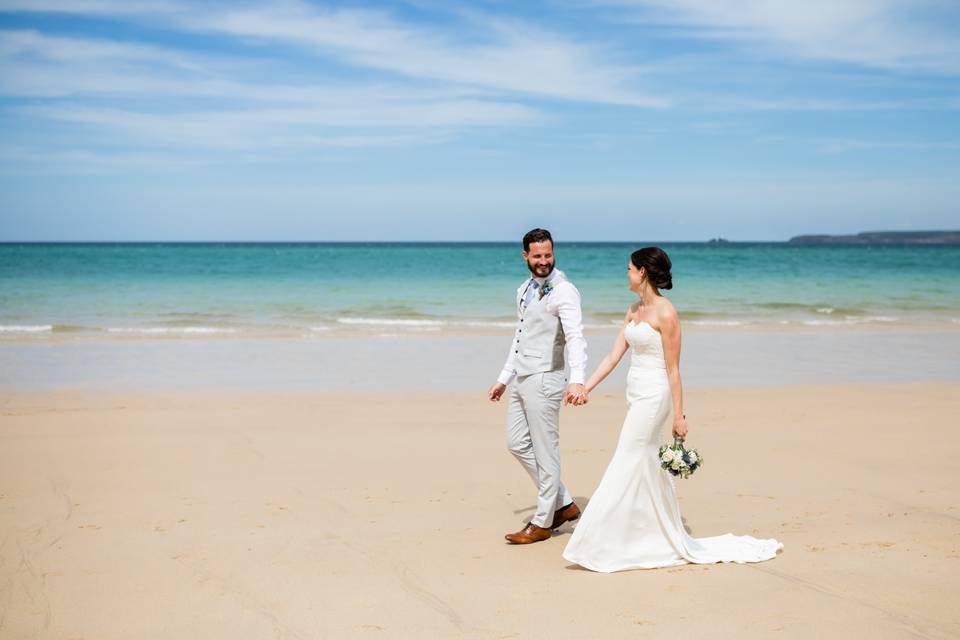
[{"xmin": 1, "ymin": 242, "xmax": 959, "ymax": 336}]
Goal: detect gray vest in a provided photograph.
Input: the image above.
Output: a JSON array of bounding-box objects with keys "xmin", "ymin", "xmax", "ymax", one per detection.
[{"xmin": 513, "ymin": 278, "xmax": 566, "ymax": 376}]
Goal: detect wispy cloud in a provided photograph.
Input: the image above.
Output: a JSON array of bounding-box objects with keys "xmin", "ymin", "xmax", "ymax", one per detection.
[
  {"xmin": 688, "ymin": 95, "xmax": 911, "ymax": 112},
  {"xmin": 0, "ymin": 25, "xmax": 541, "ymax": 154},
  {"xmin": 17, "ymin": 99, "xmax": 537, "ymax": 152},
  {"xmin": 0, "ymin": 29, "xmax": 508, "ymax": 106},
  {"xmin": 0, "ymin": 0, "xmax": 183, "ymax": 16},
  {"xmin": 0, "ymin": 0, "xmax": 665, "ymax": 106},
  {"xmin": 0, "ymin": 28, "xmax": 198, "ymax": 68},
  {"xmin": 0, "ymin": 0, "xmax": 670, "ymax": 163},
  {"xmin": 0, "ymin": 143, "xmax": 223, "ymax": 174},
  {"xmin": 593, "ymin": 0, "xmax": 960, "ymax": 74},
  {"xmin": 816, "ymin": 138, "xmax": 960, "ymax": 154},
  {"xmin": 0, "ymin": 29, "xmax": 222, "ymax": 97},
  {"xmin": 188, "ymin": 2, "xmax": 665, "ymax": 107}
]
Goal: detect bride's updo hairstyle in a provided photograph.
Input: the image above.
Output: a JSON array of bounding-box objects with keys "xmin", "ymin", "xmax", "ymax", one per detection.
[{"xmin": 630, "ymin": 246, "xmax": 673, "ymax": 290}]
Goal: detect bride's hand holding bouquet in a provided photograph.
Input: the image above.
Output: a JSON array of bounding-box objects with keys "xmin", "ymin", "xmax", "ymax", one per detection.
[
  {"xmin": 672, "ymin": 414, "xmax": 688, "ymax": 439},
  {"xmin": 660, "ymin": 415, "xmax": 701, "ymax": 479}
]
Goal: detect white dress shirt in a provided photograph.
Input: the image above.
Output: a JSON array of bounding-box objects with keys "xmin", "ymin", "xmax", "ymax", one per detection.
[{"xmin": 497, "ymin": 268, "xmax": 588, "ymax": 386}]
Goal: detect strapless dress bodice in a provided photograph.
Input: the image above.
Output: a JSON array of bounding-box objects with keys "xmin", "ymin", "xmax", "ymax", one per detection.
[{"xmin": 625, "ymin": 321, "xmax": 666, "ymax": 371}]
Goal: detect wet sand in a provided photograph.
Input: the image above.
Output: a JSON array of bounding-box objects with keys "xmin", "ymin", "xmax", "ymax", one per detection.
[{"xmin": 2, "ymin": 327, "xmax": 959, "ymax": 391}]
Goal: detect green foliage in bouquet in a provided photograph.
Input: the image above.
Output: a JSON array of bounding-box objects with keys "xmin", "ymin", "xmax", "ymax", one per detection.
[{"xmin": 658, "ymin": 436, "xmax": 702, "ymax": 479}]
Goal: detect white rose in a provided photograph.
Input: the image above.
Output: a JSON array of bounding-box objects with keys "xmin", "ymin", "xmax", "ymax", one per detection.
[
  {"xmin": 661, "ymin": 449, "xmax": 674, "ymax": 463},
  {"xmin": 671, "ymin": 458, "xmax": 683, "ymax": 471},
  {"xmin": 687, "ymin": 451, "xmax": 698, "ymax": 464}
]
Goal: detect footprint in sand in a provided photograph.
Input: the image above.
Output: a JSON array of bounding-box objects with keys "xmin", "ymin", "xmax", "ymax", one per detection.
[{"xmin": 617, "ymin": 612, "xmax": 655, "ymax": 626}]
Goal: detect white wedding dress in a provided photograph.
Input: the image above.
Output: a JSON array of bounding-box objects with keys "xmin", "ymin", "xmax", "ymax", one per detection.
[{"xmin": 563, "ymin": 320, "xmax": 783, "ymax": 573}]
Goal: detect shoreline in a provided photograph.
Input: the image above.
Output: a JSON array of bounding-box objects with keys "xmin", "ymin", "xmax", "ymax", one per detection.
[{"xmin": 2, "ymin": 318, "xmax": 959, "ymax": 342}]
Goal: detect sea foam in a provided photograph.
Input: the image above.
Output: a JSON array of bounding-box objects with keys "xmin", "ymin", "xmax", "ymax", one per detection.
[
  {"xmin": 0, "ymin": 324, "xmax": 53, "ymax": 333},
  {"xmin": 336, "ymin": 317, "xmax": 446, "ymax": 327},
  {"xmin": 689, "ymin": 320, "xmax": 746, "ymax": 326},
  {"xmin": 107, "ymin": 327, "xmax": 239, "ymax": 334}
]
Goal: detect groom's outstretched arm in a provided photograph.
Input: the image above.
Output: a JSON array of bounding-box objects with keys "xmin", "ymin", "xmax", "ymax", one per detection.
[{"xmin": 552, "ymin": 282, "xmax": 588, "ymax": 403}]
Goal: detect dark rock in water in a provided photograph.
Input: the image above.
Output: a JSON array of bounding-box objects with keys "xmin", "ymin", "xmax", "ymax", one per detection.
[{"xmin": 788, "ymin": 231, "xmax": 960, "ymax": 245}]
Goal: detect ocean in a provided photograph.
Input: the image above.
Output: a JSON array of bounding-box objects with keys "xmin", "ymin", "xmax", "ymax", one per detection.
[{"xmin": 1, "ymin": 242, "xmax": 959, "ymax": 337}]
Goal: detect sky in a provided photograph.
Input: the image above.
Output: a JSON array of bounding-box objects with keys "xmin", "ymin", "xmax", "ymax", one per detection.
[{"xmin": 0, "ymin": 0, "xmax": 958, "ymax": 241}]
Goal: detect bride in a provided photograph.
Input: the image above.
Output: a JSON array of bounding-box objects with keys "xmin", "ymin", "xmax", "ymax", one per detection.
[{"xmin": 562, "ymin": 247, "xmax": 783, "ymax": 573}]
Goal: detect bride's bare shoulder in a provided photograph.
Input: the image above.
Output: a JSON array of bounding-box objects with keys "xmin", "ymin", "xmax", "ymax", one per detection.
[{"xmin": 656, "ymin": 298, "xmax": 680, "ymax": 327}]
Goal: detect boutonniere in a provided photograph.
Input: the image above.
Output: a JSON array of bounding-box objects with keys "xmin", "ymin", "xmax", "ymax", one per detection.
[{"xmin": 539, "ymin": 280, "xmax": 555, "ymax": 299}]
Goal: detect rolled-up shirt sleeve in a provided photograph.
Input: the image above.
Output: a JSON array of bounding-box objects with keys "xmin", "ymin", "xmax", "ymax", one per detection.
[{"xmin": 551, "ymin": 282, "xmax": 587, "ymax": 384}]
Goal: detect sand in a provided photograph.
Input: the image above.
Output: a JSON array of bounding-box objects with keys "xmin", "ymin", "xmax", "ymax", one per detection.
[{"xmin": 1, "ymin": 383, "xmax": 958, "ymax": 639}]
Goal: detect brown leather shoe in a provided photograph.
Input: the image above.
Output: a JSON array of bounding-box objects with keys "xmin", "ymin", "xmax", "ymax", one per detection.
[
  {"xmin": 504, "ymin": 523, "xmax": 552, "ymax": 544},
  {"xmin": 549, "ymin": 502, "xmax": 581, "ymax": 530}
]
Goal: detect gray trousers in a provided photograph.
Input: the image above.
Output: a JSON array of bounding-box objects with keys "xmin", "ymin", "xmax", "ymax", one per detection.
[{"xmin": 506, "ymin": 369, "xmax": 574, "ymax": 528}]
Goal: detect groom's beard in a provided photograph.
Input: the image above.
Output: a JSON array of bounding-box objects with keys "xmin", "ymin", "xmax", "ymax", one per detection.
[{"xmin": 526, "ymin": 259, "xmax": 555, "ymax": 278}]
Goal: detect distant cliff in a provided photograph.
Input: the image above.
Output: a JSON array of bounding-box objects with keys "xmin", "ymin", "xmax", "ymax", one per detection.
[{"xmin": 788, "ymin": 231, "xmax": 960, "ymax": 245}]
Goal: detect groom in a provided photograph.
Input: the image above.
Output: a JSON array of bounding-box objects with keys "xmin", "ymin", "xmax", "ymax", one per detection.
[{"xmin": 488, "ymin": 228, "xmax": 587, "ymax": 544}]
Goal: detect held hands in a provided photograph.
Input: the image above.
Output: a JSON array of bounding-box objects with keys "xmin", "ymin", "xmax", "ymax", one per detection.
[
  {"xmin": 564, "ymin": 383, "xmax": 589, "ymax": 407},
  {"xmin": 490, "ymin": 381, "xmax": 589, "ymax": 406}
]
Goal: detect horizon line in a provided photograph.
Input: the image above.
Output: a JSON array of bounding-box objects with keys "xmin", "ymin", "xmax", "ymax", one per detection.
[
  {"xmin": 2, "ymin": 231, "xmax": 958, "ymax": 246},
  {"xmin": 0, "ymin": 239, "xmax": 780, "ymax": 244}
]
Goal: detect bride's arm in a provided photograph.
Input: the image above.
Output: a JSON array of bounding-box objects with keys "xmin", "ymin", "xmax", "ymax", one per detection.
[
  {"xmin": 583, "ymin": 312, "xmax": 631, "ymax": 394},
  {"xmin": 660, "ymin": 306, "xmax": 688, "ymax": 438}
]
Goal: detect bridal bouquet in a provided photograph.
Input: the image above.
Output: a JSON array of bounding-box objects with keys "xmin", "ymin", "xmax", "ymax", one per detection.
[{"xmin": 659, "ymin": 436, "xmax": 702, "ymax": 479}]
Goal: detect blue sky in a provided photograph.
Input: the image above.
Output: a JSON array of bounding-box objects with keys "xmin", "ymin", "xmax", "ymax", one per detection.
[{"xmin": 1, "ymin": 0, "xmax": 958, "ymax": 241}]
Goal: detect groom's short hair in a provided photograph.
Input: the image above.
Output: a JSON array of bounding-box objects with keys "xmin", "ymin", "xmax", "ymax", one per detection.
[{"xmin": 523, "ymin": 228, "xmax": 553, "ymax": 252}]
